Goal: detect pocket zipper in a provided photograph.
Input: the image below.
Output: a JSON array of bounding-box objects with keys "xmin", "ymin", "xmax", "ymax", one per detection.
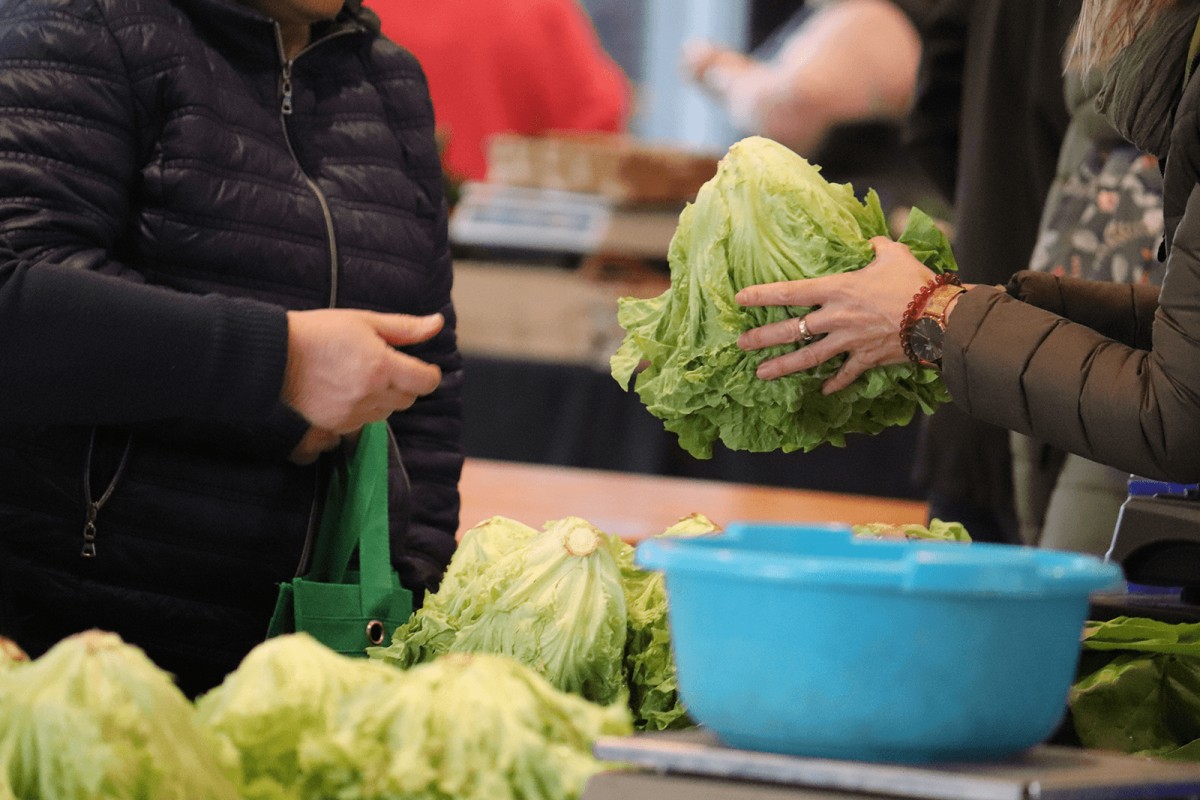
[{"xmin": 80, "ymin": 429, "xmax": 134, "ymax": 558}]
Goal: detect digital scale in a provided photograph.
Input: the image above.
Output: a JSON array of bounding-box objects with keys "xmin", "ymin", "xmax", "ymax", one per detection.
[
  {"xmin": 1090, "ymin": 480, "xmax": 1200, "ymax": 623},
  {"xmin": 584, "ymin": 729, "xmax": 1200, "ymax": 800},
  {"xmin": 448, "ymin": 181, "xmax": 682, "ymax": 260}
]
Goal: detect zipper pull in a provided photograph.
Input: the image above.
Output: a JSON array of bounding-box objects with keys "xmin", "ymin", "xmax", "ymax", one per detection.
[
  {"xmin": 280, "ymin": 60, "xmax": 294, "ymax": 116},
  {"xmin": 81, "ymin": 501, "xmax": 99, "ymax": 558}
]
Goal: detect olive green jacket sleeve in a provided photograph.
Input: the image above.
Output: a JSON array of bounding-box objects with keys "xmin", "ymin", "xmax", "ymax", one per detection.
[{"xmin": 941, "ymin": 188, "xmax": 1200, "ymax": 482}]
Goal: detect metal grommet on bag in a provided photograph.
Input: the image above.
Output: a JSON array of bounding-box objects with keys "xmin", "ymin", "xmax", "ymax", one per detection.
[{"xmin": 366, "ymin": 619, "xmax": 386, "ymax": 645}]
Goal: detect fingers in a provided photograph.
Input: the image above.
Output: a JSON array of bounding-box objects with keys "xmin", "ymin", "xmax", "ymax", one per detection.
[
  {"xmin": 751, "ymin": 332, "xmax": 876, "ymax": 395},
  {"xmin": 282, "ymin": 308, "xmax": 446, "ymax": 434},
  {"xmin": 753, "ymin": 327, "xmax": 846, "ymax": 381},
  {"xmin": 361, "ymin": 312, "xmax": 445, "ymax": 406},
  {"xmin": 738, "ymin": 311, "xmax": 821, "ymax": 351},
  {"xmin": 382, "ymin": 347, "xmax": 442, "ymax": 399},
  {"xmin": 334, "ymin": 329, "xmax": 442, "ymax": 428},
  {"xmin": 368, "ymin": 312, "xmax": 444, "ymax": 347},
  {"xmin": 742, "ymin": 305, "xmax": 881, "ymax": 390},
  {"xmin": 735, "ymin": 277, "xmax": 832, "ymax": 309},
  {"xmin": 822, "ymin": 353, "xmax": 871, "ymax": 395},
  {"xmin": 325, "ymin": 359, "xmax": 440, "ymax": 434},
  {"xmin": 734, "ymin": 239, "xmax": 933, "ymax": 393},
  {"xmin": 681, "ymin": 40, "xmax": 717, "ymax": 78},
  {"xmin": 333, "ymin": 351, "xmax": 441, "ymax": 432},
  {"xmin": 289, "ymin": 427, "xmax": 341, "ymax": 466}
]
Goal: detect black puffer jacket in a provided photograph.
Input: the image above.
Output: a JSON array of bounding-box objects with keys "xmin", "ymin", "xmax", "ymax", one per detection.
[{"xmin": 0, "ymin": 0, "xmax": 462, "ymax": 695}]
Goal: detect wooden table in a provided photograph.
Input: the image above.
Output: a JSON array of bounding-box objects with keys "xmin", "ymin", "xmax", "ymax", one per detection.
[{"xmin": 459, "ymin": 458, "xmax": 928, "ymax": 542}]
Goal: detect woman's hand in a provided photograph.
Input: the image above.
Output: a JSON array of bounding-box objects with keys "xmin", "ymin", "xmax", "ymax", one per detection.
[
  {"xmin": 288, "ymin": 426, "xmax": 341, "ymax": 466},
  {"xmin": 735, "ymin": 237, "xmax": 933, "ymax": 394},
  {"xmin": 680, "ymin": 40, "xmax": 756, "ymax": 91},
  {"xmin": 282, "ymin": 309, "xmax": 444, "ymax": 434}
]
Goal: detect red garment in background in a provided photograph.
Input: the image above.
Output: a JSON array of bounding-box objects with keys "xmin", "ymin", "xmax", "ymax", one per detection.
[{"xmin": 374, "ymin": 0, "xmax": 631, "ymax": 181}]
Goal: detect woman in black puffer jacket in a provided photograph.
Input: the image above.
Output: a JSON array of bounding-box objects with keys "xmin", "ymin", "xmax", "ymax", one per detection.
[{"xmin": 0, "ymin": 0, "xmax": 462, "ymax": 696}]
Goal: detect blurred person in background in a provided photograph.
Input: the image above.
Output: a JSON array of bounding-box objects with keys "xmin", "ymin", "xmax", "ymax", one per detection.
[
  {"xmin": 735, "ymin": 0, "xmax": 1200, "ymax": 509},
  {"xmin": 0, "ymin": 0, "xmax": 462, "ymax": 696},
  {"xmin": 680, "ymin": 0, "xmax": 937, "ymax": 218},
  {"xmin": 897, "ymin": 0, "xmax": 1081, "ymax": 544},
  {"xmin": 1012, "ymin": 54, "xmax": 1165, "ymax": 556},
  {"xmin": 682, "ymin": 0, "xmax": 921, "ymax": 160},
  {"xmin": 376, "ymin": 0, "xmax": 632, "ymax": 184}
]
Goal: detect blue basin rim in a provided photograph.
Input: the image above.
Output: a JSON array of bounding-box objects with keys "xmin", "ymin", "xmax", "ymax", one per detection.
[{"xmin": 635, "ymin": 530, "xmax": 1124, "ymax": 598}]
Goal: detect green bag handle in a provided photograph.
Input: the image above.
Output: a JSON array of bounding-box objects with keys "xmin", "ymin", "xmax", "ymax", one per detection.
[{"xmin": 307, "ymin": 420, "xmax": 398, "ymax": 595}]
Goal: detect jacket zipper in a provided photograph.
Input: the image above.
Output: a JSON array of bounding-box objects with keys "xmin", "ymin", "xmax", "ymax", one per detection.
[
  {"xmin": 273, "ymin": 22, "xmax": 354, "ymax": 579},
  {"xmin": 79, "ymin": 430, "xmax": 133, "ymax": 558},
  {"xmin": 274, "ymin": 23, "xmax": 345, "ymax": 310}
]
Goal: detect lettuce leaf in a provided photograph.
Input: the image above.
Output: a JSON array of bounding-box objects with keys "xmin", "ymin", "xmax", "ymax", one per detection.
[
  {"xmin": 372, "ymin": 517, "xmax": 630, "ymax": 706},
  {"xmin": 617, "ymin": 513, "xmax": 720, "ymax": 730},
  {"xmin": 851, "ymin": 519, "xmax": 971, "ymax": 542},
  {"xmin": 301, "ymin": 653, "xmax": 632, "ymax": 800},
  {"xmin": 1069, "ymin": 617, "xmax": 1200, "ymax": 760},
  {"xmin": 0, "ymin": 630, "xmax": 238, "ymax": 800},
  {"xmin": 374, "ymin": 514, "xmax": 716, "ymax": 732},
  {"xmin": 195, "ymin": 633, "xmax": 400, "ymax": 800},
  {"xmin": 385, "ymin": 516, "xmax": 544, "ymax": 668},
  {"xmin": 611, "ymin": 136, "xmax": 954, "ymax": 458}
]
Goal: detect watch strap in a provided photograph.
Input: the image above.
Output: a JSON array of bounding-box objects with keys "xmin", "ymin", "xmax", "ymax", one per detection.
[
  {"xmin": 899, "ymin": 273, "xmax": 962, "ymax": 365},
  {"xmin": 923, "ymin": 283, "xmax": 966, "ymax": 322}
]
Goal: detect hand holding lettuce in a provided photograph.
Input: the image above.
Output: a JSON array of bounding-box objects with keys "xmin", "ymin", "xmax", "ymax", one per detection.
[{"xmin": 611, "ymin": 136, "xmax": 956, "ymax": 458}]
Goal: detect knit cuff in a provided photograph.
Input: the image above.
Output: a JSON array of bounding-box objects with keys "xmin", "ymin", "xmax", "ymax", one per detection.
[{"xmin": 196, "ymin": 296, "xmax": 290, "ymax": 422}]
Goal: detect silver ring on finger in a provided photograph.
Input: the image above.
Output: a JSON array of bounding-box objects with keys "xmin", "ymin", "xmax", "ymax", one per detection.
[{"xmin": 796, "ymin": 316, "xmax": 816, "ymax": 344}]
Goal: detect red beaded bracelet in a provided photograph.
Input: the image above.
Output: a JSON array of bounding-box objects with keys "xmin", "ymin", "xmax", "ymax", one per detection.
[{"xmin": 899, "ymin": 273, "xmax": 962, "ymax": 364}]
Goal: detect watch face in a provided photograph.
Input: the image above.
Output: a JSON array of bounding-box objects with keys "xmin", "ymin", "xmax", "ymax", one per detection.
[{"xmin": 909, "ymin": 317, "xmax": 945, "ymax": 367}]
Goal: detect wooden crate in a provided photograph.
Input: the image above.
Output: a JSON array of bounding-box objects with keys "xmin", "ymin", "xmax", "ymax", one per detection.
[{"xmin": 485, "ymin": 132, "xmax": 720, "ymax": 205}]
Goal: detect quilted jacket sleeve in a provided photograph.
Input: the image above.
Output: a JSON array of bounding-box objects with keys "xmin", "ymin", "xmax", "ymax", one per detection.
[
  {"xmin": 0, "ymin": 0, "xmax": 303, "ymax": 450},
  {"xmin": 0, "ymin": 0, "xmax": 147, "ymax": 278},
  {"xmin": 1003, "ymin": 270, "xmax": 1160, "ymax": 350},
  {"xmin": 0, "ymin": 246, "xmax": 289, "ymax": 427},
  {"xmin": 942, "ymin": 186, "xmax": 1200, "ymax": 482},
  {"xmin": 0, "ymin": 0, "xmax": 291, "ymax": 429}
]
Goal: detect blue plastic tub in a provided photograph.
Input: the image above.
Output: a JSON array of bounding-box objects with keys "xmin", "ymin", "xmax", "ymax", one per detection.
[{"xmin": 635, "ymin": 523, "xmax": 1124, "ymax": 763}]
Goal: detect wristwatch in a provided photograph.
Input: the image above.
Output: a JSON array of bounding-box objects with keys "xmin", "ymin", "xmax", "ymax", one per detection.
[{"xmin": 902, "ymin": 282, "xmax": 965, "ymax": 369}]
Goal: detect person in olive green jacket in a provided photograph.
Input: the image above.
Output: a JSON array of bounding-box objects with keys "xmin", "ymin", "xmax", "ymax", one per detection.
[{"xmin": 737, "ymin": 0, "xmax": 1200, "ymax": 489}]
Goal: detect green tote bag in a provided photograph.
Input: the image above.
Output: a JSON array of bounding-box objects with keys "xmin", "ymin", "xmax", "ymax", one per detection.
[{"xmin": 267, "ymin": 420, "xmax": 413, "ymax": 656}]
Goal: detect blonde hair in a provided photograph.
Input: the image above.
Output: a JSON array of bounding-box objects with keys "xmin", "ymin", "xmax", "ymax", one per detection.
[{"xmin": 1070, "ymin": 0, "xmax": 1180, "ymax": 72}]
